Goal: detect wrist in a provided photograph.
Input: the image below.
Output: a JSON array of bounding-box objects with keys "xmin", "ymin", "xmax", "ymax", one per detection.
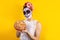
[{"xmin": 17, "ymin": 30, "xmax": 21, "ymax": 33}]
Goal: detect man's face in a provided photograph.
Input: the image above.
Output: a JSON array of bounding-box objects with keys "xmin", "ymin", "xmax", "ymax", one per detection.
[{"xmin": 23, "ymin": 7, "xmax": 32, "ymax": 18}]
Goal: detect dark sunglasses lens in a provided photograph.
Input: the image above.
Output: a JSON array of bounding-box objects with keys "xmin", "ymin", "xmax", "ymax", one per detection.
[{"xmin": 26, "ymin": 10, "xmax": 30, "ymax": 14}]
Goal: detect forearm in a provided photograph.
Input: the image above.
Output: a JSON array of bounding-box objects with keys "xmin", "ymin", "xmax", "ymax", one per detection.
[
  {"xmin": 16, "ymin": 31, "xmax": 21, "ymax": 38},
  {"xmin": 26, "ymin": 32, "xmax": 37, "ymax": 40}
]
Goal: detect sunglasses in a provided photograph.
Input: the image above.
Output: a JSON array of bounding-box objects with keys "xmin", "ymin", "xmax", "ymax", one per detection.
[{"xmin": 23, "ymin": 10, "xmax": 31, "ymax": 15}]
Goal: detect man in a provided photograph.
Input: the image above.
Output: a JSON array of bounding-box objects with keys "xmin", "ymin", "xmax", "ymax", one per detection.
[{"xmin": 14, "ymin": 2, "xmax": 41, "ymax": 40}]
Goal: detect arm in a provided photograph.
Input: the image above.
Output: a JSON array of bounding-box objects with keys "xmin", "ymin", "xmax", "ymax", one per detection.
[
  {"xmin": 28, "ymin": 21, "xmax": 41, "ymax": 40},
  {"xmin": 14, "ymin": 21, "xmax": 21, "ymax": 38},
  {"xmin": 22, "ymin": 29, "xmax": 36, "ymax": 40},
  {"xmin": 16, "ymin": 31, "xmax": 21, "ymax": 38},
  {"xmin": 26, "ymin": 31, "xmax": 36, "ymax": 40},
  {"xmin": 22, "ymin": 21, "xmax": 41, "ymax": 40},
  {"xmin": 35, "ymin": 22, "xmax": 41, "ymax": 40}
]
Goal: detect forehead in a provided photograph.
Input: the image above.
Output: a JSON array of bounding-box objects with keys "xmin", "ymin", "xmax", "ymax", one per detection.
[{"xmin": 23, "ymin": 7, "xmax": 30, "ymax": 11}]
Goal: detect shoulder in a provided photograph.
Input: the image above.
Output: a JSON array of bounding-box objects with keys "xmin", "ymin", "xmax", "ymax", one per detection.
[
  {"xmin": 37, "ymin": 21, "xmax": 41, "ymax": 26},
  {"xmin": 35, "ymin": 20, "xmax": 41, "ymax": 30},
  {"xmin": 34, "ymin": 20, "xmax": 41, "ymax": 26}
]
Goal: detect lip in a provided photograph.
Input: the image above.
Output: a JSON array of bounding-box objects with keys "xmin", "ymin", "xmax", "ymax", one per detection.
[{"xmin": 25, "ymin": 15, "xmax": 30, "ymax": 18}]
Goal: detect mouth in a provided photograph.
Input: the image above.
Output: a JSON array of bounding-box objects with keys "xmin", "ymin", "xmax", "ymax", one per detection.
[{"xmin": 25, "ymin": 14, "xmax": 30, "ymax": 18}]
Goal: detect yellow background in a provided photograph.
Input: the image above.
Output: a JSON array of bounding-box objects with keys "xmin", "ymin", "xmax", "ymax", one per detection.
[{"xmin": 0, "ymin": 0, "xmax": 60, "ymax": 40}]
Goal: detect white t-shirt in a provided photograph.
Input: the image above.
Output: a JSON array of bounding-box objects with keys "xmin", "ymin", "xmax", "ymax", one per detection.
[{"xmin": 20, "ymin": 19, "xmax": 37, "ymax": 40}]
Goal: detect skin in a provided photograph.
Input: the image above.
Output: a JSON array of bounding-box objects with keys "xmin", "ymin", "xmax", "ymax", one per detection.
[
  {"xmin": 14, "ymin": 17, "xmax": 41, "ymax": 40},
  {"xmin": 14, "ymin": 10, "xmax": 41, "ymax": 40}
]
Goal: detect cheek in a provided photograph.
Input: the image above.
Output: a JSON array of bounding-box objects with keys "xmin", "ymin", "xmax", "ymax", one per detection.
[
  {"xmin": 28, "ymin": 13, "xmax": 31, "ymax": 16},
  {"xmin": 25, "ymin": 14, "xmax": 30, "ymax": 16}
]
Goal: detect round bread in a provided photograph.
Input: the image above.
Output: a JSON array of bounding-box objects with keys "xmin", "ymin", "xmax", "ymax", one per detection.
[{"xmin": 14, "ymin": 20, "xmax": 26, "ymax": 31}]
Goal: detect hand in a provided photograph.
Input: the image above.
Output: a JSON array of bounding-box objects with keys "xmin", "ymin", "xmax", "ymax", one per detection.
[
  {"xmin": 22, "ymin": 29, "xmax": 28, "ymax": 33},
  {"xmin": 17, "ymin": 30, "xmax": 21, "ymax": 33},
  {"xmin": 22, "ymin": 30, "xmax": 37, "ymax": 40}
]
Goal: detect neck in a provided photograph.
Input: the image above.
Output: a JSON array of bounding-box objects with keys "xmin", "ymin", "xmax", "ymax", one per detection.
[{"xmin": 26, "ymin": 17, "xmax": 33, "ymax": 21}]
